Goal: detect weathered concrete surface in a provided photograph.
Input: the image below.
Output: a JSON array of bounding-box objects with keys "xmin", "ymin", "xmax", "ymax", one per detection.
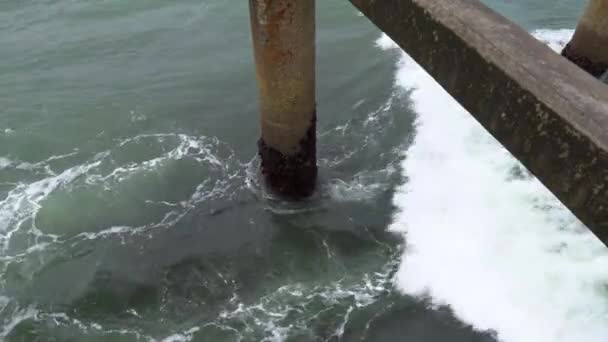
[
  {"xmin": 249, "ymin": 0, "xmax": 317, "ymax": 198},
  {"xmin": 349, "ymin": 0, "xmax": 608, "ymax": 244},
  {"xmin": 563, "ymin": 0, "xmax": 608, "ymax": 77}
]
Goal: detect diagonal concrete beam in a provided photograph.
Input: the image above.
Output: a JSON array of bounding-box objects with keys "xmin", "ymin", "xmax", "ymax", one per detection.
[{"xmin": 349, "ymin": 0, "xmax": 608, "ymax": 245}]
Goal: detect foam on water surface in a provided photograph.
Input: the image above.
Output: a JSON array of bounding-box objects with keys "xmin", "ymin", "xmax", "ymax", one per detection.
[
  {"xmin": 161, "ymin": 327, "xmax": 200, "ymax": 342},
  {"xmin": 385, "ymin": 29, "xmax": 608, "ymax": 342},
  {"xmin": 0, "ymin": 133, "xmax": 242, "ymax": 256},
  {"xmin": 0, "ymin": 123, "xmax": 402, "ymax": 340},
  {"xmin": 0, "ymin": 158, "xmax": 11, "ymax": 170},
  {"xmin": 3, "ymin": 2, "xmax": 597, "ymax": 339}
]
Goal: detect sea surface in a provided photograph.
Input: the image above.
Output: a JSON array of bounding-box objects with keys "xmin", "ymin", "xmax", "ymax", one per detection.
[{"xmin": 1, "ymin": 1, "xmax": 606, "ymax": 341}]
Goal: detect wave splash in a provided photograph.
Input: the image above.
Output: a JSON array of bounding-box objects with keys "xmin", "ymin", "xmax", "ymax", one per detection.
[{"xmin": 386, "ymin": 29, "xmax": 608, "ymax": 342}]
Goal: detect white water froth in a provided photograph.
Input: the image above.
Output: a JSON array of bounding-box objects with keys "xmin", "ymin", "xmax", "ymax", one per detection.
[
  {"xmin": 0, "ymin": 161, "xmax": 100, "ymax": 251},
  {"xmin": 0, "ymin": 158, "xmax": 12, "ymax": 170},
  {"xmin": 214, "ymin": 262, "xmax": 395, "ymax": 342},
  {"xmin": 0, "ymin": 305, "xmax": 38, "ymax": 339},
  {"xmin": 327, "ymin": 167, "xmax": 396, "ymax": 203},
  {"xmin": 161, "ymin": 327, "xmax": 201, "ymax": 342},
  {"xmin": 0, "ymin": 134, "xmax": 237, "ymax": 253},
  {"xmin": 384, "ymin": 29, "xmax": 608, "ymax": 342}
]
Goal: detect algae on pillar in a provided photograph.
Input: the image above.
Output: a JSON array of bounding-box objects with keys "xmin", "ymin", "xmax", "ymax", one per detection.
[
  {"xmin": 248, "ymin": 0, "xmax": 317, "ymax": 198},
  {"xmin": 562, "ymin": 0, "xmax": 608, "ymax": 77}
]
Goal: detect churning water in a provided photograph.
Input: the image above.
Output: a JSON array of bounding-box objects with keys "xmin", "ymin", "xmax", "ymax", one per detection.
[{"xmin": 1, "ymin": 1, "xmax": 606, "ymax": 341}]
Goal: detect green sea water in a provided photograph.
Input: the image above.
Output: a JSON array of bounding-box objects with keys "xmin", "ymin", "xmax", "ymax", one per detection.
[{"xmin": 0, "ymin": 1, "xmax": 600, "ymax": 341}]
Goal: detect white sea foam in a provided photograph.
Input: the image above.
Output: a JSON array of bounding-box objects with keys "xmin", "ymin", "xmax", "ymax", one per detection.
[
  {"xmin": 0, "ymin": 158, "xmax": 12, "ymax": 170},
  {"xmin": 161, "ymin": 327, "xmax": 201, "ymax": 342},
  {"xmin": 214, "ymin": 261, "xmax": 395, "ymax": 342},
  {"xmin": 0, "ymin": 306, "xmax": 38, "ymax": 338},
  {"xmin": 0, "ymin": 133, "xmax": 238, "ymax": 256},
  {"xmin": 384, "ymin": 29, "xmax": 608, "ymax": 342},
  {"xmin": 533, "ymin": 29, "xmax": 574, "ymax": 52},
  {"xmin": 0, "ymin": 160, "xmax": 100, "ymax": 251},
  {"xmin": 327, "ymin": 167, "xmax": 395, "ymax": 202}
]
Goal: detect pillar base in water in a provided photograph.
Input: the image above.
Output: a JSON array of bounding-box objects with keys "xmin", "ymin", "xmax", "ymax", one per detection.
[
  {"xmin": 258, "ymin": 115, "xmax": 317, "ymax": 199},
  {"xmin": 562, "ymin": 43, "xmax": 608, "ymax": 77}
]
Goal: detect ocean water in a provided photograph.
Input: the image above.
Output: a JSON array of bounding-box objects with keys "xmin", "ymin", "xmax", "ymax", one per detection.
[{"xmin": 1, "ymin": 1, "xmax": 606, "ymax": 341}]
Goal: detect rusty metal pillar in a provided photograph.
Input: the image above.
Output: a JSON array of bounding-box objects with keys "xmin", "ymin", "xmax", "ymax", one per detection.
[
  {"xmin": 248, "ymin": 0, "xmax": 317, "ymax": 198},
  {"xmin": 562, "ymin": 0, "xmax": 608, "ymax": 77}
]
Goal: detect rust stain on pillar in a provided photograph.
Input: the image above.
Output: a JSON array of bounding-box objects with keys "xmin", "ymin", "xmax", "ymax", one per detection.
[
  {"xmin": 249, "ymin": 0, "xmax": 317, "ymax": 198},
  {"xmin": 562, "ymin": 0, "xmax": 608, "ymax": 77}
]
